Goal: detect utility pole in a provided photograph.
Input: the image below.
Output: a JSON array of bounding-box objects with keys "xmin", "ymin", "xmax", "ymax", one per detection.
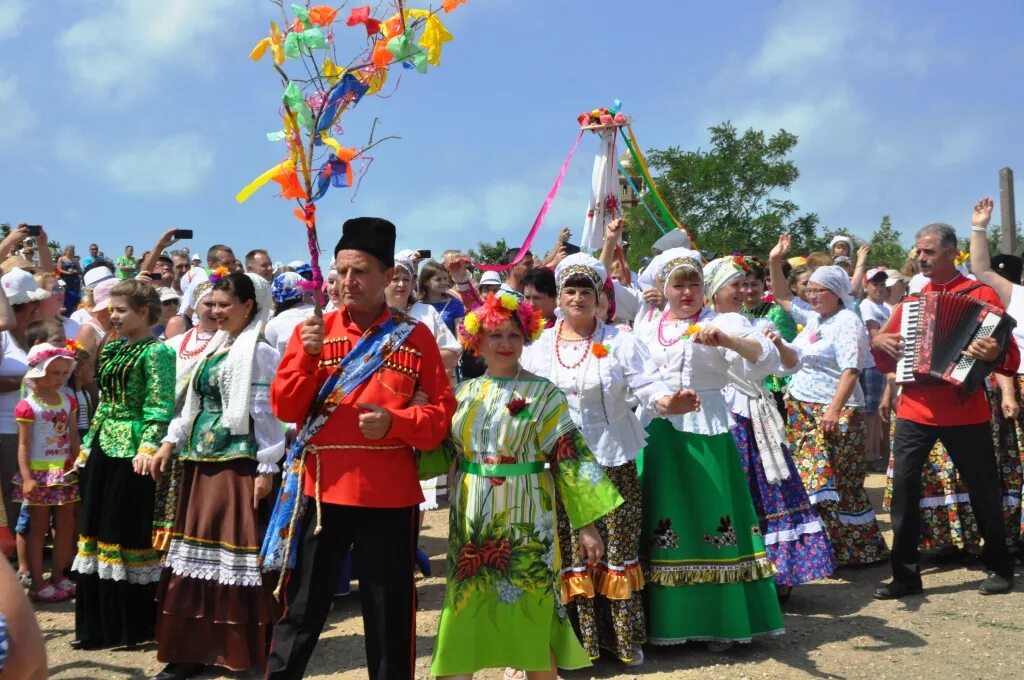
[{"xmin": 999, "ymin": 167, "xmax": 1016, "ymax": 254}]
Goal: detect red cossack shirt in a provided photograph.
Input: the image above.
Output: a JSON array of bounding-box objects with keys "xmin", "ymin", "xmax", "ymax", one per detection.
[
  {"xmin": 271, "ymin": 306, "xmax": 456, "ymax": 508},
  {"xmin": 871, "ymin": 274, "xmax": 1019, "ymax": 426}
]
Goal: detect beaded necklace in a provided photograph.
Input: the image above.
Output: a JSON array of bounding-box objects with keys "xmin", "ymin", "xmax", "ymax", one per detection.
[
  {"xmin": 657, "ymin": 309, "xmax": 702, "ymax": 347},
  {"xmin": 554, "ymin": 319, "xmax": 595, "ymax": 370},
  {"xmin": 549, "ymin": 322, "xmax": 610, "ymax": 427},
  {"xmin": 177, "ymin": 328, "xmax": 214, "ymax": 360}
]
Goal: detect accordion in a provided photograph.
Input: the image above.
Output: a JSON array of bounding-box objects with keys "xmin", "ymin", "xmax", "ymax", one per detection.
[{"xmin": 895, "ymin": 290, "xmax": 1016, "ymax": 391}]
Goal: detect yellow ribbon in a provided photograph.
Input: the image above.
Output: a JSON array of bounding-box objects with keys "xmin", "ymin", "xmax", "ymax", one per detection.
[
  {"xmin": 250, "ymin": 22, "xmax": 285, "ymax": 65},
  {"xmin": 626, "ymin": 125, "xmax": 685, "ymax": 231},
  {"xmin": 381, "ymin": 8, "xmax": 453, "ymax": 66},
  {"xmin": 236, "ymin": 159, "xmax": 294, "ymax": 204},
  {"xmin": 322, "ymin": 58, "xmax": 343, "ymax": 86}
]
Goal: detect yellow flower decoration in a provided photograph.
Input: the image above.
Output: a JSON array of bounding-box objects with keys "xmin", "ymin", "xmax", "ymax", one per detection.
[
  {"xmin": 463, "ymin": 312, "xmax": 481, "ymax": 334},
  {"xmin": 685, "ymin": 323, "xmax": 702, "ymax": 337},
  {"xmin": 499, "ymin": 295, "xmax": 518, "ymax": 311},
  {"xmin": 796, "ymin": 323, "xmax": 805, "ymax": 333},
  {"xmin": 954, "ymin": 250, "xmax": 969, "ymax": 267}
]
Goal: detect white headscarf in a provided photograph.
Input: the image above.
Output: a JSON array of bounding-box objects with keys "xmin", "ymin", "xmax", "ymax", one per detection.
[
  {"xmin": 808, "ymin": 265, "xmax": 854, "ymax": 309},
  {"xmin": 657, "ymin": 248, "xmax": 704, "ymax": 294},
  {"xmin": 702, "ymin": 256, "xmax": 746, "ymax": 308},
  {"xmin": 554, "ymin": 253, "xmax": 606, "ymax": 291},
  {"xmin": 828, "ymin": 235, "xmax": 853, "ymax": 253},
  {"xmin": 215, "ymin": 273, "xmax": 273, "ymax": 436}
]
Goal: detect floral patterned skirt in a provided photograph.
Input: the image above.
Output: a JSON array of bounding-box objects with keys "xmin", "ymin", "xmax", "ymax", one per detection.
[
  {"xmin": 882, "ymin": 423, "xmax": 981, "ymax": 552},
  {"xmin": 785, "ymin": 400, "xmax": 889, "ymax": 566},
  {"xmin": 987, "ymin": 381, "xmax": 1024, "ymax": 548},
  {"xmin": 637, "ymin": 420, "xmax": 783, "ymax": 644},
  {"xmin": 730, "ymin": 414, "xmax": 835, "ymax": 585},
  {"xmin": 558, "ymin": 461, "xmax": 645, "ymax": 663},
  {"xmin": 12, "ymin": 469, "xmax": 79, "ymax": 506}
]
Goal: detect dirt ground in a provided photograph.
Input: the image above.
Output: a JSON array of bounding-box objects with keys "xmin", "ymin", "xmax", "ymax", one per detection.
[{"xmin": 39, "ymin": 473, "xmax": 1024, "ymax": 679}]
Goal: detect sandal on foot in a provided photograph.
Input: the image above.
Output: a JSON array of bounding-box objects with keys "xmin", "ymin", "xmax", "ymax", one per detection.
[
  {"xmin": 54, "ymin": 578, "xmax": 77, "ymax": 597},
  {"xmin": 31, "ymin": 583, "xmax": 69, "ymax": 603},
  {"xmin": 624, "ymin": 646, "xmax": 645, "ymax": 667}
]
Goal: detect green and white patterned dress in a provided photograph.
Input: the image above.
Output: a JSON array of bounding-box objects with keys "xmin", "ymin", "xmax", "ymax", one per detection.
[{"xmin": 426, "ymin": 376, "xmax": 623, "ymax": 676}]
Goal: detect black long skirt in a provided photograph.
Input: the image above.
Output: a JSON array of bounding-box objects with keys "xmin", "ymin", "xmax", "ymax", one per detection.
[{"xmin": 72, "ymin": 445, "xmax": 161, "ymax": 647}]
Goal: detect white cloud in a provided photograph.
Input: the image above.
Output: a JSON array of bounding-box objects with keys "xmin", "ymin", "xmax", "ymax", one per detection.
[
  {"xmin": 0, "ymin": 0, "xmax": 27, "ymax": 40},
  {"xmin": 57, "ymin": 0, "xmax": 249, "ymax": 101},
  {"xmin": 0, "ymin": 72, "xmax": 35, "ymax": 146},
  {"xmin": 56, "ymin": 129, "xmax": 214, "ymax": 195},
  {"xmin": 749, "ymin": 1, "xmax": 861, "ymax": 79}
]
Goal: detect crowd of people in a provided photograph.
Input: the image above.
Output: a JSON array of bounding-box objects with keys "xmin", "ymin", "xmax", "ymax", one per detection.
[{"xmin": 0, "ymin": 199, "xmax": 1021, "ymax": 679}]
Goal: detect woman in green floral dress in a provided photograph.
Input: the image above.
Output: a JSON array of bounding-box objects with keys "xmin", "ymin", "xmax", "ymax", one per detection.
[{"xmin": 426, "ymin": 292, "xmax": 623, "ymax": 679}]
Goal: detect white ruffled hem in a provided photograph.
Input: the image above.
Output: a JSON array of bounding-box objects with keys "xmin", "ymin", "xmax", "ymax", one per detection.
[
  {"xmin": 838, "ymin": 510, "xmax": 878, "ymax": 526},
  {"xmin": 71, "ymin": 555, "xmax": 163, "ymax": 585},
  {"xmin": 164, "ymin": 539, "xmax": 263, "ymax": 587},
  {"xmin": 807, "ymin": 489, "xmax": 840, "ymax": 504},
  {"xmin": 762, "ymin": 520, "xmax": 825, "ymax": 545}
]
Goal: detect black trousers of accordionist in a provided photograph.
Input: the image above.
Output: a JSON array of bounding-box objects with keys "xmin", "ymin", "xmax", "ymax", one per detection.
[
  {"xmin": 265, "ymin": 502, "xmax": 419, "ymax": 680},
  {"xmin": 889, "ymin": 420, "xmax": 1015, "ymax": 583}
]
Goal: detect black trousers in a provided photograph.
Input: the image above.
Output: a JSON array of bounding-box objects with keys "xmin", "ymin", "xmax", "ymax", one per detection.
[
  {"xmin": 266, "ymin": 502, "xmax": 418, "ymax": 680},
  {"xmin": 890, "ymin": 419, "xmax": 1014, "ymax": 583}
]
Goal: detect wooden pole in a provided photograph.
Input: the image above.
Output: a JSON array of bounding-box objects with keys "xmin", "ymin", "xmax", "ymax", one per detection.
[{"xmin": 999, "ymin": 167, "xmax": 1016, "ymax": 254}]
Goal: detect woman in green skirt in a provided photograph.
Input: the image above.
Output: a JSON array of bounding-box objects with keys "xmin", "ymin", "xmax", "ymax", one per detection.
[
  {"xmin": 425, "ymin": 291, "xmax": 624, "ymax": 679},
  {"xmin": 634, "ymin": 248, "xmax": 785, "ymax": 650}
]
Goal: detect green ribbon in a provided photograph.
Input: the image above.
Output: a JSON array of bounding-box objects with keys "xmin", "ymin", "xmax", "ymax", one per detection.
[
  {"xmin": 282, "ymin": 81, "xmax": 313, "ymax": 130},
  {"xmin": 291, "ymin": 3, "xmax": 312, "ymax": 29},
  {"xmin": 620, "ymin": 129, "xmax": 677, "ymax": 233},
  {"xmin": 284, "ymin": 27, "xmax": 327, "ymax": 59},
  {"xmin": 458, "ymin": 460, "xmax": 546, "ymax": 477},
  {"xmin": 386, "ymin": 31, "xmax": 429, "ymax": 73}
]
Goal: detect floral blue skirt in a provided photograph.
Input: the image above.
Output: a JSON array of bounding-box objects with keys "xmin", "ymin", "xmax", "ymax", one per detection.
[{"xmin": 731, "ymin": 413, "xmax": 835, "ymax": 585}]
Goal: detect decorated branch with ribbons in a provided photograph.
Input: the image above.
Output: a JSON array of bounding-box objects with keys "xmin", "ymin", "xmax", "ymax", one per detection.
[{"xmin": 236, "ymin": 0, "xmax": 468, "ymax": 307}]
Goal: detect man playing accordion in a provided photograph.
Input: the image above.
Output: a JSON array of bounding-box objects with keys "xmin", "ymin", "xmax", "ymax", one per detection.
[{"xmin": 872, "ymin": 221, "xmax": 1018, "ymax": 599}]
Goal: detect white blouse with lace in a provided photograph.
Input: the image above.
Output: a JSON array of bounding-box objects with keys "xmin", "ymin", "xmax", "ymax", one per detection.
[
  {"xmin": 635, "ymin": 308, "xmax": 778, "ymax": 436},
  {"xmin": 522, "ymin": 320, "xmax": 670, "ymax": 467}
]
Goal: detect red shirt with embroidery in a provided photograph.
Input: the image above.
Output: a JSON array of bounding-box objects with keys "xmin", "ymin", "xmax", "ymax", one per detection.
[
  {"xmin": 871, "ymin": 274, "xmax": 1019, "ymax": 426},
  {"xmin": 271, "ymin": 306, "xmax": 456, "ymax": 508}
]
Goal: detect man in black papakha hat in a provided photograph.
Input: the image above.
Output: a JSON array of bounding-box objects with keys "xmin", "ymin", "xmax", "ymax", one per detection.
[{"xmin": 265, "ymin": 217, "xmax": 457, "ymax": 679}]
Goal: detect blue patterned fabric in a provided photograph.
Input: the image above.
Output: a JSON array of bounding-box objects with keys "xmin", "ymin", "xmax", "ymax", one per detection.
[{"xmin": 0, "ymin": 612, "xmax": 8, "ymax": 673}]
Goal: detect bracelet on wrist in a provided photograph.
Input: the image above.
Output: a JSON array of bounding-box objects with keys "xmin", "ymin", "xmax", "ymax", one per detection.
[{"xmin": 971, "ymin": 227, "xmax": 987, "ymax": 233}]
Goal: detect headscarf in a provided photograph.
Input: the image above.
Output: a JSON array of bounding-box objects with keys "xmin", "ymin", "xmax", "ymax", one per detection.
[
  {"xmin": 702, "ymin": 255, "xmax": 747, "ymax": 308},
  {"xmin": 211, "ymin": 273, "xmax": 273, "ymax": 436},
  {"xmin": 190, "ymin": 280, "xmax": 214, "ymax": 311},
  {"xmin": 554, "ymin": 253, "xmax": 606, "ymax": 292},
  {"xmin": 272, "ymin": 271, "xmax": 305, "ymax": 305},
  {"xmin": 808, "ymin": 265, "xmax": 854, "ymax": 309},
  {"xmin": 657, "ymin": 247, "xmax": 704, "ymax": 294}
]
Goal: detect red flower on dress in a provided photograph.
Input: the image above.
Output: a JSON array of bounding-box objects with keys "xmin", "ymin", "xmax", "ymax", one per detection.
[
  {"xmin": 506, "ymin": 397, "xmax": 528, "ymax": 417},
  {"xmin": 482, "ymin": 455, "xmax": 518, "ymax": 487},
  {"xmin": 591, "ymin": 342, "xmax": 609, "ymax": 358},
  {"xmin": 455, "ymin": 542, "xmax": 483, "ymax": 581},
  {"xmin": 553, "ymin": 435, "xmax": 578, "ymax": 463},
  {"xmin": 480, "ymin": 538, "xmax": 512, "ymax": 572}
]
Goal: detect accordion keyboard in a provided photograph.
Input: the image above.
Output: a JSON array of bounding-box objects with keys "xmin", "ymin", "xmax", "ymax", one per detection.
[
  {"xmin": 895, "ymin": 299, "xmax": 920, "ymax": 383},
  {"xmin": 947, "ymin": 311, "xmax": 1001, "ymax": 384}
]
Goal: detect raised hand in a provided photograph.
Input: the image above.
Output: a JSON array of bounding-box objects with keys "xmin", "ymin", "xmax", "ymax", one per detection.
[
  {"xmin": 856, "ymin": 244, "xmax": 871, "ymax": 266},
  {"xmin": 972, "ymin": 196, "xmax": 994, "ymax": 230},
  {"xmin": 769, "ymin": 233, "xmax": 792, "ymax": 262}
]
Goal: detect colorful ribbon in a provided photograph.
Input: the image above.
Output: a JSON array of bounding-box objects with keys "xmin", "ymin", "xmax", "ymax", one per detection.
[
  {"xmin": 616, "ymin": 157, "xmax": 666, "ymax": 234},
  {"xmin": 621, "ymin": 125, "xmax": 686, "ymax": 233},
  {"xmin": 236, "ymin": 159, "xmax": 295, "ymax": 203},
  {"xmin": 474, "ymin": 130, "xmax": 585, "ymax": 272}
]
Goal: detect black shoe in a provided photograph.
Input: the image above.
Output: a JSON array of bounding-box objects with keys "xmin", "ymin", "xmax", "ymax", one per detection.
[
  {"xmin": 873, "ymin": 580, "xmax": 923, "ymax": 600},
  {"xmin": 978, "ymin": 572, "xmax": 1014, "ymax": 595},
  {"xmin": 152, "ymin": 663, "xmax": 205, "ymax": 680}
]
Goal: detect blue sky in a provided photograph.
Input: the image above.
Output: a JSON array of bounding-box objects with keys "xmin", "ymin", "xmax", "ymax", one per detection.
[{"xmin": 1, "ymin": 0, "xmax": 1022, "ymax": 265}]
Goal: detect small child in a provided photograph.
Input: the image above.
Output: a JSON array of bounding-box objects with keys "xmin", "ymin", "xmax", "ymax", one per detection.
[{"xmin": 12, "ymin": 343, "xmax": 80, "ymax": 603}]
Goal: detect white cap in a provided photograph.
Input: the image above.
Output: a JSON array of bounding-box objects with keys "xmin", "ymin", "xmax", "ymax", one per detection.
[
  {"xmin": 157, "ymin": 287, "xmax": 181, "ymax": 303},
  {"xmin": 479, "ymin": 271, "xmax": 502, "ymax": 287},
  {"xmin": 83, "ymin": 266, "xmax": 115, "ymax": 288},
  {"xmin": 1, "ymin": 268, "xmax": 52, "ymax": 305}
]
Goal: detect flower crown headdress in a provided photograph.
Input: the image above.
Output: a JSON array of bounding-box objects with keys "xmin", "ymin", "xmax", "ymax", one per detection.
[
  {"xmin": 208, "ymin": 266, "xmax": 231, "ymax": 285},
  {"xmin": 458, "ymin": 292, "xmax": 544, "ymax": 355}
]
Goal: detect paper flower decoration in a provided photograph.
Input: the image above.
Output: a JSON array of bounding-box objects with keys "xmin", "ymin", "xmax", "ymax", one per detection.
[
  {"xmin": 955, "ymin": 250, "xmax": 970, "ymax": 266},
  {"xmin": 208, "ymin": 266, "xmax": 230, "ymax": 285},
  {"xmin": 578, "ymin": 105, "xmax": 630, "ymax": 128},
  {"xmin": 458, "ymin": 292, "xmax": 544, "ymax": 355},
  {"xmin": 591, "ymin": 342, "xmax": 609, "ymax": 358}
]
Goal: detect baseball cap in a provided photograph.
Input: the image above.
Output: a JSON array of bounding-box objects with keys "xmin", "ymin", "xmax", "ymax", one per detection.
[{"xmin": 865, "ymin": 267, "xmax": 887, "ymax": 282}]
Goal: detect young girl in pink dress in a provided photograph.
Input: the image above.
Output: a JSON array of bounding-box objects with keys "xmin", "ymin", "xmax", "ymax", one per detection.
[{"xmin": 12, "ymin": 343, "xmax": 80, "ymax": 603}]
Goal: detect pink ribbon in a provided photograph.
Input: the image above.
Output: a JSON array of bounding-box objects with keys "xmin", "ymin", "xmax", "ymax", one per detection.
[{"xmin": 474, "ymin": 130, "xmax": 585, "ymax": 272}]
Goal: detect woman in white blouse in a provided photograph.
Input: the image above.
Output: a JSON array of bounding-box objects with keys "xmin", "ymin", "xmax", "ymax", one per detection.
[
  {"xmin": 768, "ymin": 235, "xmax": 889, "ymax": 566},
  {"xmin": 634, "ymin": 248, "xmax": 784, "ymax": 650},
  {"xmin": 521, "ymin": 253, "xmax": 697, "ymax": 667},
  {"xmin": 704, "ymin": 255, "xmax": 835, "ymax": 597}
]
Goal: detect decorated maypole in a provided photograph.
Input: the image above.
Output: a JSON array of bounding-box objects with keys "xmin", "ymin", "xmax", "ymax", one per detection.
[
  {"xmin": 237, "ymin": 0, "xmax": 467, "ymax": 310},
  {"xmin": 579, "ymin": 102, "xmax": 629, "ymax": 251},
  {"xmin": 240, "ymin": 1, "xmax": 469, "ymax": 591}
]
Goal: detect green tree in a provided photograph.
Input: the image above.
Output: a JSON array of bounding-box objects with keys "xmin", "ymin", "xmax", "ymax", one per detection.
[
  {"xmin": 623, "ymin": 122, "xmax": 821, "ymax": 267},
  {"xmin": 467, "ymin": 238, "xmax": 510, "ymax": 266},
  {"xmin": 867, "ymin": 216, "xmax": 906, "ymax": 269}
]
